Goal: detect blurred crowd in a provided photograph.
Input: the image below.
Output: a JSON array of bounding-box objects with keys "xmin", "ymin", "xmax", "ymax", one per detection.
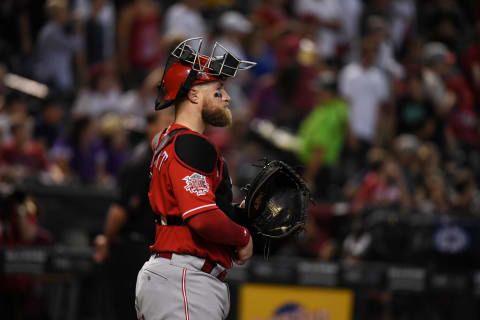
[{"xmin": 0, "ymin": 0, "xmax": 480, "ymax": 264}]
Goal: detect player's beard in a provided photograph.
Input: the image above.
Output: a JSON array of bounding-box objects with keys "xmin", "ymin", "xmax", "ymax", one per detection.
[{"xmin": 202, "ymin": 105, "xmax": 232, "ymax": 127}]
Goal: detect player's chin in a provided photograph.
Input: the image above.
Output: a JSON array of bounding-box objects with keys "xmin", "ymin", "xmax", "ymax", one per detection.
[{"xmin": 203, "ymin": 108, "xmax": 232, "ymax": 127}]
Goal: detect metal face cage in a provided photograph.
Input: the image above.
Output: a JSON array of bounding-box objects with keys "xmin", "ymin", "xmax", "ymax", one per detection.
[
  {"xmin": 155, "ymin": 37, "xmax": 256, "ymax": 110},
  {"xmin": 171, "ymin": 37, "xmax": 256, "ymax": 77}
]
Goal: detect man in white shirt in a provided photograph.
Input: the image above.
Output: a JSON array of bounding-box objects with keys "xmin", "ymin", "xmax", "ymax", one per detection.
[
  {"xmin": 33, "ymin": 0, "xmax": 84, "ymax": 94},
  {"xmin": 339, "ymin": 37, "xmax": 390, "ymax": 147},
  {"xmin": 163, "ymin": 0, "xmax": 207, "ymax": 40}
]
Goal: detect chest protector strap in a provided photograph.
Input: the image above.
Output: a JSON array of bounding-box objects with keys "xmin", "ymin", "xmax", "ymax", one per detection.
[
  {"xmin": 149, "ymin": 128, "xmax": 187, "ymax": 179},
  {"xmin": 149, "ymin": 128, "xmax": 187, "ymax": 226}
]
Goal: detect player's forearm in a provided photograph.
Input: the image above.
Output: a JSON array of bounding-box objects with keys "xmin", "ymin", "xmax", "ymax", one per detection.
[
  {"xmin": 186, "ymin": 208, "xmax": 250, "ymax": 247},
  {"xmin": 104, "ymin": 204, "xmax": 128, "ymax": 242}
]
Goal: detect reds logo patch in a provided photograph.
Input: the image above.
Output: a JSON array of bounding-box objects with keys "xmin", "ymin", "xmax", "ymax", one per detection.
[{"xmin": 183, "ymin": 173, "xmax": 210, "ymax": 196}]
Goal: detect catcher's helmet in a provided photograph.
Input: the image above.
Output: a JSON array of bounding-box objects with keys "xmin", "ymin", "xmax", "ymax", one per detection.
[{"xmin": 155, "ymin": 37, "xmax": 256, "ymax": 110}]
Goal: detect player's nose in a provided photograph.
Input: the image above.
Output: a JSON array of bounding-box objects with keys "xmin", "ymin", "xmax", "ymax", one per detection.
[{"xmin": 223, "ymin": 90, "xmax": 231, "ymax": 102}]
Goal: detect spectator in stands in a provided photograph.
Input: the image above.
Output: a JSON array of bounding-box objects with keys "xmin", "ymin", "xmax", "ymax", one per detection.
[
  {"xmin": 392, "ymin": 134, "xmax": 420, "ymax": 195},
  {"xmin": 50, "ymin": 115, "xmax": 107, "ymax": 184},
  {"xmin": 33, "ymin": 97, "xmax": 66, "ymax": 149},
  {"xmin": 339, "ymin": 36, "xmax": 390, "ymax": 150},
  {"xmin": 348, "ymin": 148, "xmax": 411, "ymax": 213},
  {"xmin": 396, "ymin": 76, "xmax": 436, "ymax": 139},
  {"xmin": 117, "ymin": 0, "xmax": 162, "ymax": 88},
  {"xmin": 73, "ymin": 0, "xmax": 116, "ymax": 67},
  {"xmin": 421, "ymin": 42, "xmax": 456, "ymax": 116},
  {"xmin": 297, "ymin": 69, "xmax": 348, "ymax": 199},
  {"xmin": 417, "ymin": 170, "xmax": 450, "ymax": 215},
  {"xmin": 250, "ymin": 0, "xmax": 289, "ymax": 46},
  {"xmin": 274, "ymin": 20, "xmax": 321, "ymax": 115},
  {"xmin": 364, "ymin": 14, "xmax": 405, "ymax": 80},
  {"xmin": 0, "ymin": 188, "xmax": 52, "ymax": 246},
  {"xmin": 0, "ymin": 121, "xmax": 50, "ymax": 180},
  {"xmin": 415, "ymin": 141, "xmax": 443, "ymax": 181},
  {"xmin": 72, "ymin": 63, "xmax": 122, "ymax": 117},
  {"xmin": 32, "ymin": 0, "xmax": 85, "ymax": 94},
  {"xmin": 450, "ymin": 169, "xmax": 480, "ymax": 217},
  {"xmin": 0, "ymin": 187, "xmax": 52, "ymax": 320},
  {"xmin": 0, "ymin": 93, "xmax": 30, "ymax": 146},
  {"xmin": 99, "ymin": 113, "xmax": 130, "ymax": 181}
]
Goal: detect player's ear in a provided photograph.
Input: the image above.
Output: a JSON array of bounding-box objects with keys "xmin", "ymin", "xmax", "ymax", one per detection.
[{"xmin": 187, "ymin": 87, "xmax": 200, "ymax": 104}]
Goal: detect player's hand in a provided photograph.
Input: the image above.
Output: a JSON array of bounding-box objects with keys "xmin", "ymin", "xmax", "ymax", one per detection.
[
  {"xmin": 234, "ymin": 235, "xmax": 253, "ymax": 265},
  {"xmin": 93, "ymin": 234, "xmax": 110, "ymax": 263}
]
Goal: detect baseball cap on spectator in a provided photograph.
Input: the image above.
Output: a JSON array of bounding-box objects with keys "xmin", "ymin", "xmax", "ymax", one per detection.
[
  {"xmin": 219, "ymin": 11, "xmax": 252, "ymax": 34},
  {"xmin": 395, "ymin": 134, "xmax": 420, "ymax": 154},
  {"xmin": 423, "ymin": 42, "xmax": 456, "ymax": 66}
]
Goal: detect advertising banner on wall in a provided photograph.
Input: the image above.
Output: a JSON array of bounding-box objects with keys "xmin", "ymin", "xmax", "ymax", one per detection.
[{"xmin": 238, "ymin": 284, "xmax": 354, "ymax": 320}]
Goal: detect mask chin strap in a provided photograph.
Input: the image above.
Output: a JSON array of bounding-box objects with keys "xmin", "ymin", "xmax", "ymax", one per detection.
[{"xmin": 176, "ymin": 68, "xmax": 199, "ymax": 99}]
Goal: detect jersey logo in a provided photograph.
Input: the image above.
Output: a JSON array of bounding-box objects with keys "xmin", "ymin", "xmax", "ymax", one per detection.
[
  {"xmin": 183, "ymin": 173, "xmax": 210, "ymax": 196},
  {"xmin": 155, "ymin": 151, "xmax": 168, "ymax": 171}
]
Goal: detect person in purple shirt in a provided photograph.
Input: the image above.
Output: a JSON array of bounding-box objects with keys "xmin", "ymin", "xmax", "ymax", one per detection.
[{"xmin": 51, "ymin": 115, "xmax": 108, "ymax": 184}]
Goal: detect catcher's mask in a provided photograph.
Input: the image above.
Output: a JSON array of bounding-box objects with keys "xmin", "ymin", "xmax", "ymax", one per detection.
[{"xmin": 155, "ymin": 37, "xmax": 256, "ymax": 110}]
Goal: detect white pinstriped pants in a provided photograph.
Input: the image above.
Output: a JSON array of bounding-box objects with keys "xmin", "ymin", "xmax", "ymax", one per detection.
[{"xmin": 135, "ymin": 254, "xmax": 230, "ymax": 320}]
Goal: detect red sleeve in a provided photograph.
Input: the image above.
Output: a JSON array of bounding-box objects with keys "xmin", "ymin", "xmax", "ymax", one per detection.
[
  {"xmin": 169, "ymin": 158, "xmax": 219, "ymax": 220},
  {"xmin": 186, "ymin": 208, "xmax": 250, "ymax": 247}
]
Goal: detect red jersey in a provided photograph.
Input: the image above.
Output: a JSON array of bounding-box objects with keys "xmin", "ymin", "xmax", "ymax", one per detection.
[
  {"xmin": 127, "ymin": 9, "xmax": 162, "ymax": 70},
  {"xmin": 148, "ymin": 124, "xmax": 235, "ymax": 268}
]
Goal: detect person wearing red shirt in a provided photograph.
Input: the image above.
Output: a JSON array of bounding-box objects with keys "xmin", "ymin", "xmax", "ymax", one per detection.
[
  {"xmin": 0, "ymin": 121, "xmax": 49, "ymax": 178},
  {"xmin": 135, "ymin": 37, "xmax": 256, "ymax": 320}
]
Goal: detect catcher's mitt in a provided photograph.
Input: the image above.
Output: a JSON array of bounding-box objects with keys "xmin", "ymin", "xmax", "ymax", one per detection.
[{"xmin": 243, "ymin": 159, "xmax": 310, "ymax": 239}]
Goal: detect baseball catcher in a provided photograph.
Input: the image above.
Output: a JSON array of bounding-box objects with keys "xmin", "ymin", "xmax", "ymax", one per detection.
[{"xmin": 135, "ymin": 37, "xmax": 256, "ymax": 320}]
